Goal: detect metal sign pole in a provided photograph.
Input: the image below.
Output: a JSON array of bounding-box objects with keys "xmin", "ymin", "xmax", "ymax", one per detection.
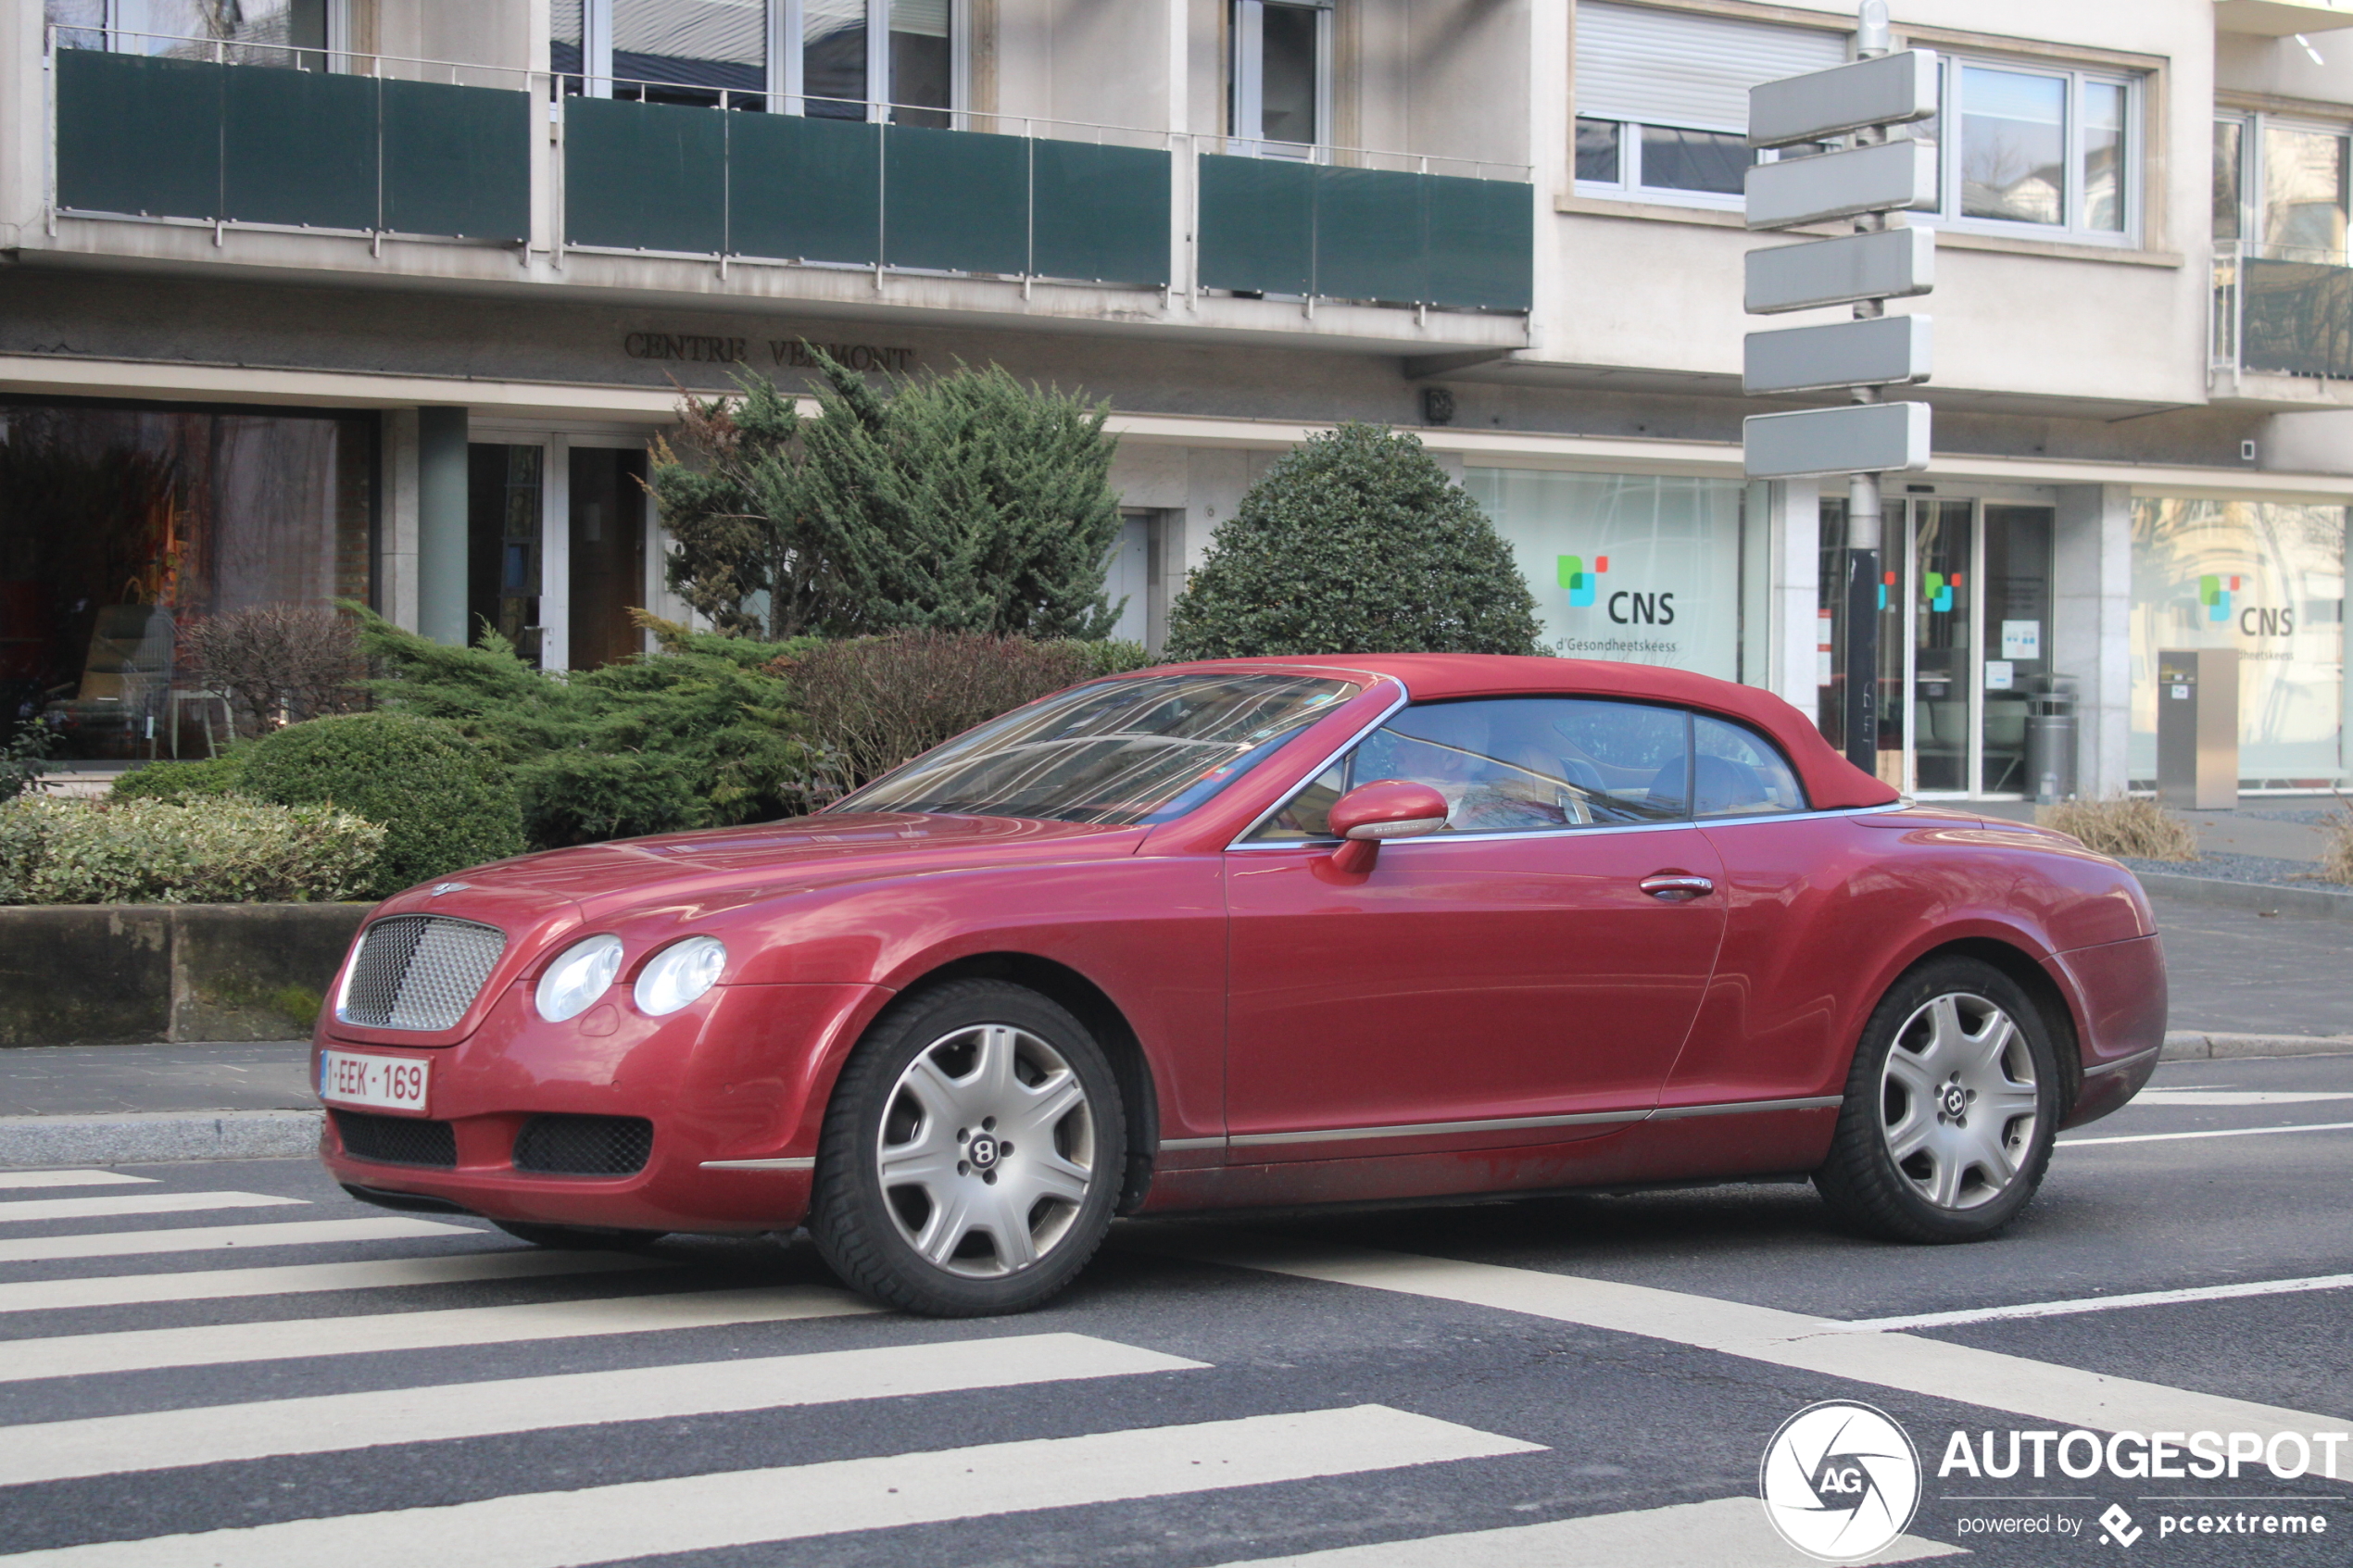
[{"xmin": 1843, "ymin": 2, "xmax": 1891, "ymax": 775}]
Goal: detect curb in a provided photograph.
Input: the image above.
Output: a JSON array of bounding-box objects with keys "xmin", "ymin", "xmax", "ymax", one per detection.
[
  {"xmin": 0, "ymin": 1110, "xmax": 322, "ymax": 1168},
  {"xmin": 2160, "ymin": 1031, "xmax": 2353, "ymax": 1061},
  {"xmin": 2134, "ymin": 870, "xmax": 2353, "ymax": 922}
]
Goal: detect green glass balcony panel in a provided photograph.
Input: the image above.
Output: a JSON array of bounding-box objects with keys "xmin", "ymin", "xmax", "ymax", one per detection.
[
  {"xmin": 729, "ymin": 112, "xmax": 879, "ymax": 265},
  {"xmin": 222, "ymin": 65, "xmax": 378, "ymax": 230},
  {"xmin": 1422, "ymin": 172, "xmax": 1532, "ymax": 311},
  {"xmin": 1199, "ymin": 154, "xmax": 1313, "ymax": 296},
  {"xmin": 884, "ymin": 124, "xmax": 1026, "ymax": 274},
  {"xmin": 564, "ymin": 97, "xmax": 726, "ymax": 254},
  {"xmin": 382, "ymin": 79, "xmax": 531, "ymax": 242},
  {"xmin": 2242, "ymin": 257, "xmax": 2353, "ymax": 379},
  {"xmin": 1312, "ymin": 165, "xmax": 1429, "ymax": 305},
  {"xmin": 1030, "ymin": 140, "xmax": 1169, "ymax": 286},
  {"xmin": 56, "ymin": 50, "xmax": 221, "ymax": 221}
]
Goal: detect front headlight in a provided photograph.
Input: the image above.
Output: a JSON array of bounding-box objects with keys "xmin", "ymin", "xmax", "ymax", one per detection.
[
  {"xmin": 535, "ymin": 935, "xmax": 623, "ymax": 1022},
  {"xmin": 634, "ymin": 936, "xmax": 728, "ymax": 1016}
]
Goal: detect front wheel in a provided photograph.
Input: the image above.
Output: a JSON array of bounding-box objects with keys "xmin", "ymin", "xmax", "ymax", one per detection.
[
  {"xmin": 809, "ymin": 979, "xmax": 1126, "ymax": 1316},
  {"xmin": 1815, "ymin": 957, "xmax": 2061, "ymax": 1243}
]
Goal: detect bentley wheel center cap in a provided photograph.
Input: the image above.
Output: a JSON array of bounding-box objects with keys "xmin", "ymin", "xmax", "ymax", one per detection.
[
  {"xmin": 1941, "ymin": 1085, "xmax": 1968, "ymax": 1120},
  {"xmin": 967, "ymin": 1135, "xmax": 1000, "ymax": 1171}
]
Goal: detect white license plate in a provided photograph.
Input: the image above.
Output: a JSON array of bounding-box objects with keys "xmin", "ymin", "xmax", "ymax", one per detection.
[{"xmin": 320, "ymin": 1050, "xmax": 431, "ymax": 1113}]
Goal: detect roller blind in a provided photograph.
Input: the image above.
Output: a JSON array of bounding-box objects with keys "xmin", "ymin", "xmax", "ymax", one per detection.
[{"xmin": 1576, "ymin": 2, "xmax": 1847, "ymax": 132}]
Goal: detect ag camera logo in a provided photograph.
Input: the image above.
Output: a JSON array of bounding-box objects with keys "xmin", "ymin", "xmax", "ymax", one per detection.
[{"xmin": 1760, "ymin": 1400, "xmax": 1922, "ymax": 1562}]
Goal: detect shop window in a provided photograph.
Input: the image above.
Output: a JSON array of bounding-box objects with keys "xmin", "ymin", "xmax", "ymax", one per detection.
[
  {"xmin": 1464, "ymin": 468, "xmax": 1745, "ymax": 682},
  {"xmin": 46, "ymin": 0, "xmax": 332, "ymax": 68},
  {"xmin": 1572, "ymin": 2, "xmax": 1843, "ymax": 210},
  {"xmin": 0, "ymin": 407, "xmax": 372, "ymax": 767},
  {"xmin": 1230, "ymin": 0, "xmax": 1330, "ymax": 157},
  {"xmin": 554, "ymin": 0, "xmax": 955, "ymax": 121}
]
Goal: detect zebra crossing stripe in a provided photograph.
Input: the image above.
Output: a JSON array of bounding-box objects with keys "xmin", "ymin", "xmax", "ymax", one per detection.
[
  {"xmin": 1199, "ymin": 1496, "xmax": 1960, "ymax": 1566},
  {"xmin": 0, "ymin": 1192, "xmax": 304, "ymax": 1225},
  {"xmin": 0, "ymin": 1172, "xmax": 157, "ymax": 1191},
  {"xmin": 0, "ymin": 1286, "xmax": 880, "ymax": 1385},
  {"xmin": 0, "ymin": 1216, "xmax": 475, "ymax": 1264},
  {"xmin": 0, "ymin": 1404, "xmax": 1540, "ymax": 1568},
  {"xmin": 0, "ymin": 1248, "xmax": 673, "ymax": 1314},
  {"xmin": 0, "ymin": 1332, "xmax": 1205, "ymax": 1486}
]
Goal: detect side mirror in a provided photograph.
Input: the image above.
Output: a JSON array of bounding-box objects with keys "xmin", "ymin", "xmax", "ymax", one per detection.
[{"xmin": 1324, "ymin": 779, "xmax": 1449, "ymax": 874}]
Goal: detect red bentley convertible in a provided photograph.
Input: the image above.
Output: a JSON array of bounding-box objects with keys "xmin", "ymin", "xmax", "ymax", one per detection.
[{"xmin": 314, "ymin": 655, "xmax": 2166, "ymax": 1315}]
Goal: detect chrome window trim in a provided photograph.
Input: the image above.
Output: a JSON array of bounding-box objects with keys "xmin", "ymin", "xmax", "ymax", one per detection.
[
  {"xmin": 1222, "ymin": 678, "xmax": 1411, "ymax": 849},
  {"xmin": 1225, "ymin": 799, "xmax": 1906, "ymax": 853},
  {"xmin": 1217, "ymin": 1092, "xmax": 1846, "ymax": 1150}
]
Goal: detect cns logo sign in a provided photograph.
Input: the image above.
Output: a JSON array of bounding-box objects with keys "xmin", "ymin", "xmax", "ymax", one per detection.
[
  {"xmin": 2198, "ymin": 572, "xmax": 2297, "ymax": 635},
  {"xmin": 1759, "ymin": 1400, "xmax": 1921, "ymax": 1562},
  {"xmin": 1557, "ymin": 553, "xmax": 1677, "ymax": 626}
]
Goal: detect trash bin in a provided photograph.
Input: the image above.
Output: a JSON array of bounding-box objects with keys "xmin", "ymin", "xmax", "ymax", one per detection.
[{"xmin": 2026, "ymin": 677, "xmax": 2078, "ymax": 805}]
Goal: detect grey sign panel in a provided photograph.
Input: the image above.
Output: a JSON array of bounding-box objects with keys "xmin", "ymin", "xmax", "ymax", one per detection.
[
  {"xmin": 1745, "ymin": 225, "xmax": 1935, "ymax": 314},
  {"xmin": 1743, "ymin": 401, "xmax": 1932, "ymax": 478},
  {"xmin": 1749, "ymin": 50, "xmax": 1938, "ymax": 148},
  {"xmin": 1744, "ymin": 139, "xmax": 1936, "ymax": 232},
  {"xmin": 1744, "ymin": 314, "xmax": 1931, "ymax": 395}
]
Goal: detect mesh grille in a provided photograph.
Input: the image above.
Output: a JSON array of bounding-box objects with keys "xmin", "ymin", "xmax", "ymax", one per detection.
[
  {"xmin": 513, "ymin": 1114, "xmax": 655, "ymax": 1176},
  {"xmin": 333, "ymin": 1110, "xmax": 459, "ymax": 1168},
  {"xmin": 337, "ymin": 915, "xmax": 506, "ymax": 1031}
]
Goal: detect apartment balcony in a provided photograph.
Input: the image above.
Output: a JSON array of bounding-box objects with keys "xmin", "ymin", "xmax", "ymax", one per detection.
[
  {"xmin": 36, "ymin": 37, "xmax": 1533, "ymax": 355},
  {"xmin": 2209, "ymin": 242, "xmax": 2353, "ymax": 407}
]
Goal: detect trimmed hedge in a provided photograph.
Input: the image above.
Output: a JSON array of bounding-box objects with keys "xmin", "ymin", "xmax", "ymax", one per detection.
[{"xmin": 0, "ymin": 797, "xmax": 384, "ymax": 905}]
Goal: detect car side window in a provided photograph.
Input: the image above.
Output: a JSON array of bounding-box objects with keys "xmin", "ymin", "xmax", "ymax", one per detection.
[
  {"xmin": 1247, "ymin": 696, "xmax": 1693, "ymax": 839},
  {"xmin": 1692, "ymin": 713, "xmax": 1809, "ymax": 817}
]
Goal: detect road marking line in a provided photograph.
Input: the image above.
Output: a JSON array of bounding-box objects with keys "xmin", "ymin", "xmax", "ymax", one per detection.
[
  {"xmin": 2061, "ymin": 1120, "xmax": 2353, "ymax": 1147},
  {"xmin": 0, "ymin": 1172, "xmax": 157, "ymax": 1191},
  {"xmin": 1167, "ymin": 1239, "xmax": 2353, "ymax": 1453},
  {"xmin": 0, "ymin": 1217, "xmax": 475, "ymax": 1264},
  {"xmin": 1838, "ymin": 1273, "xmax": 2353, "ymax": 1332},
  {"xmin": 0, "ymin": 1248, "xmax": 673, "ymax": 1314},
  {"xmin": 1202, "ymin": 1496, "xmax": 1960, "ymax": 1566},
  {"xmin": 2134, "ymin": 1089, "xmax": 2353, "ymax": 1107},
  {"xmin": 0, "ymin": 1404, "xmax": 1540, "ymax": 1568},
  {"xmin": 0, "ymin": 1192, "xmax": 305, "ymax": 1224},
  {"xmin": 0, "ymin": 1332, "xmax": 1206, "ymax": 1486},
  {"xmin": 0, "ymin": 1286, "xmax": 881, "ymax": 1384}
]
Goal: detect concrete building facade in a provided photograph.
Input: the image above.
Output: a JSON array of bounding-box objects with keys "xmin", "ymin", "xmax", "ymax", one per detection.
[{"xmin": 2, "ymin": 0, "xmax": 2347, "ymax": 799}]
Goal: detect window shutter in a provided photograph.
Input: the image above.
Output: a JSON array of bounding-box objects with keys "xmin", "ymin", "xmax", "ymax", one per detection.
[{"xmin": 1575, "ymin": 3, "xmax": 1848, "ymax": 133}]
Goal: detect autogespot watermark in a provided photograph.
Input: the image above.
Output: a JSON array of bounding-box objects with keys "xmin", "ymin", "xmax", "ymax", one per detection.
[{"xmin": 1762, "ymin": 1405, "xmax": 2344, "ymax": 1558}]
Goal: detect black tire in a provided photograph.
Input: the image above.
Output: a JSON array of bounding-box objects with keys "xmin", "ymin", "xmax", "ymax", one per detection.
[
  {"xmin": 809, "ymin": 979, "xmax": 1126, "ymax": 1317},
  {"xmin": 490, "ymin": 1221, "xmax": 667, "ymax": 1249},
  {"xmin": 1815, "ymin": 956, "xmax": 2062, "ymax": 1243}
]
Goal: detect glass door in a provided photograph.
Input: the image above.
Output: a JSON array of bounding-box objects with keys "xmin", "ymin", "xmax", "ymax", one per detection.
[
  {"xmin": 1906, "ymin": 499, "xmax": 1976, "ymax": 795},
  {"xmin": 1979, "ymin": 505, "xmax": 2055, "ymax": 795}
]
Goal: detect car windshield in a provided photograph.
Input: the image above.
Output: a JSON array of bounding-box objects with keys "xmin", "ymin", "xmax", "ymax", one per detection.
[{"xmin": 829, "ymin": 671, "xmax": 1362, "ymax": 826}]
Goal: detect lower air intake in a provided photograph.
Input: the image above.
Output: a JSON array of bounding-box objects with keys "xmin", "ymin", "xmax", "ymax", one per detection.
[
  {"xmin": 512, "ymin": 1114, "xmax": 655, "ymax": 1176},
  {"xmin": 333, "ymin": 1110, "xmax": 459, "ymax": 1169}
]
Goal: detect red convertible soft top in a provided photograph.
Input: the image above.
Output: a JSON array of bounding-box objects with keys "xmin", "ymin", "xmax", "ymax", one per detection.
[{"xmin": 1150, "ymin": 653, "xmax": 1902, "ymax": 812}]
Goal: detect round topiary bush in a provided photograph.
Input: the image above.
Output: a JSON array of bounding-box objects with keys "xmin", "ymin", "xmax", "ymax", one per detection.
[
  {"xmin": 239, "ymin": 712, "xmax": 526, "ymax": 897},
  {"xmin": 1163, "ymin": 422, "xmax": 1543, "ymax": 659}
]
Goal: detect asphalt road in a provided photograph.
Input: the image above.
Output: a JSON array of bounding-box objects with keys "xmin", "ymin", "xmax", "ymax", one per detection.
[{"xmin": 0, "ymin": 1053, "xmax": 2347, "ymax": 1567}]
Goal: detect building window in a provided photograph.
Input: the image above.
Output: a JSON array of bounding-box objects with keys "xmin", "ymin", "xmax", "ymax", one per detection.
[
  {"xmin": 1230, "ymin": 0, "xmax": 1331, "ymax": 157},
  {"xmin": 1572, "ymin": 2, "xmax": 1843, "ymax": 210},
  {"xmin": 554, "ymin": 0, "xmax": 955, "ymax": 121},
  {"xmin": 2216, "ymin": 113, "xmax": 2351, "ymax": 260},
  {"xmin": 47, "ymin": 0, "xmax": 333, "ymax": 69},
  {"xmin": 1909, "ymin": 56, "xmax": 2140, "ymax": 245}
]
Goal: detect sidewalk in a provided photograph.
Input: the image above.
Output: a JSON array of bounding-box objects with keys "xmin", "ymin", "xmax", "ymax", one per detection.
[{"xmin": 1, "ymin": 898, "xmax": 2346, "ymax": 1165}]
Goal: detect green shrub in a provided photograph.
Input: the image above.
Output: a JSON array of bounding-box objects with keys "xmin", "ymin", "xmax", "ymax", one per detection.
[
  {"xmin": 1070, "ymin": 639, "xmax": 1154, "ymax": 679},
  {"xmin": 789, "ymin": 631, "xmax": 1124, "ymax": 793},
  {"xmin": 1164, "ymin": 423, "xmax": 1543, "ymax": 659},
  {"xmin": 110, "ymin": 754, "xmax": 247, "ymax": 803},
  {"xmin": 0, "ymin": 796, "xmax": 384, "ymax": 905},
  {"xmin": 239, "ymin": 711, "xmax": 526, "ymax": 897},
  {"xmin": 354, "ymin": 609, "xmax": 824, "ymax": 849}
]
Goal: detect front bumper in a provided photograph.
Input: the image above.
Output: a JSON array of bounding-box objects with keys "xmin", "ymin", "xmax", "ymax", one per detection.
[{"xmin": 314, "ymin": 980, "xmax": 884, "ymax": 1234}]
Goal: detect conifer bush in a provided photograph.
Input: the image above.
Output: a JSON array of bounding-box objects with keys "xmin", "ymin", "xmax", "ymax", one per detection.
[{"xmin": 1163, "ymin": 423, "xmax": 1543, "ymax": 659}]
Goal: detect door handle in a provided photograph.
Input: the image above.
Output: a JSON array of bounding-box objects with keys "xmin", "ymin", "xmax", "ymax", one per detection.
[{"xmin": 1640, "ymin": 874, "xmax": 1715, "ymax": 901}]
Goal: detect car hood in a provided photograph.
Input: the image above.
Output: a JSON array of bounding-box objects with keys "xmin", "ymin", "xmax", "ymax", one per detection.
[{"xmin": 372, "ymin": 812, "xmax": 1151, "ymax": 931}]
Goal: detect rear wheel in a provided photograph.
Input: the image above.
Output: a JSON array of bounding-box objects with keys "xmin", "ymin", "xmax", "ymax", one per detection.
[
  {"xmin": 490, "ymin": 1221, "xmax": 666, "ymax": 1249},
  {"xmin": 1815, "ymin": 956, "xmax": 2060, "ymax": 1243},
  {"xmin": 810, "ymin": 979, "xmax": 1125, "ymax": 1317}
]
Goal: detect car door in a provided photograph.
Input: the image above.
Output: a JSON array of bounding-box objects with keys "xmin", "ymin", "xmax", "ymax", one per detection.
[{"xmin": 1223, "ymin": 696, "xmax": 1729, "ymax": 1160}]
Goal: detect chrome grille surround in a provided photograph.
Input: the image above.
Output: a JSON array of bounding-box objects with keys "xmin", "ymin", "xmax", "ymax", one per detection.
[{"xmin": 336, "ymin": 914, "xmax": 507, "ymax": 1031}]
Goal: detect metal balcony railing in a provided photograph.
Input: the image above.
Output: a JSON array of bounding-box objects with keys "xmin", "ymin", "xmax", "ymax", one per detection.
[
  {"xmin": 2211, "ymin": 239, "xmax": 2353, "ymax": 385},
  {"xmin": 44, "ymin": 28, "xmax": 1534, "ymax": 315}
]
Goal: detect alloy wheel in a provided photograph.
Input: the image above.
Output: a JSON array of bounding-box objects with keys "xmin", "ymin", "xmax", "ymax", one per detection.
[
  {"xmin": 875, "ymin": 1022, "xmax": 1097, "ymax": 1277},
  {"xmin": 1877, "ymin": 991, "xmax": 2041, "ymax": 1212}
]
